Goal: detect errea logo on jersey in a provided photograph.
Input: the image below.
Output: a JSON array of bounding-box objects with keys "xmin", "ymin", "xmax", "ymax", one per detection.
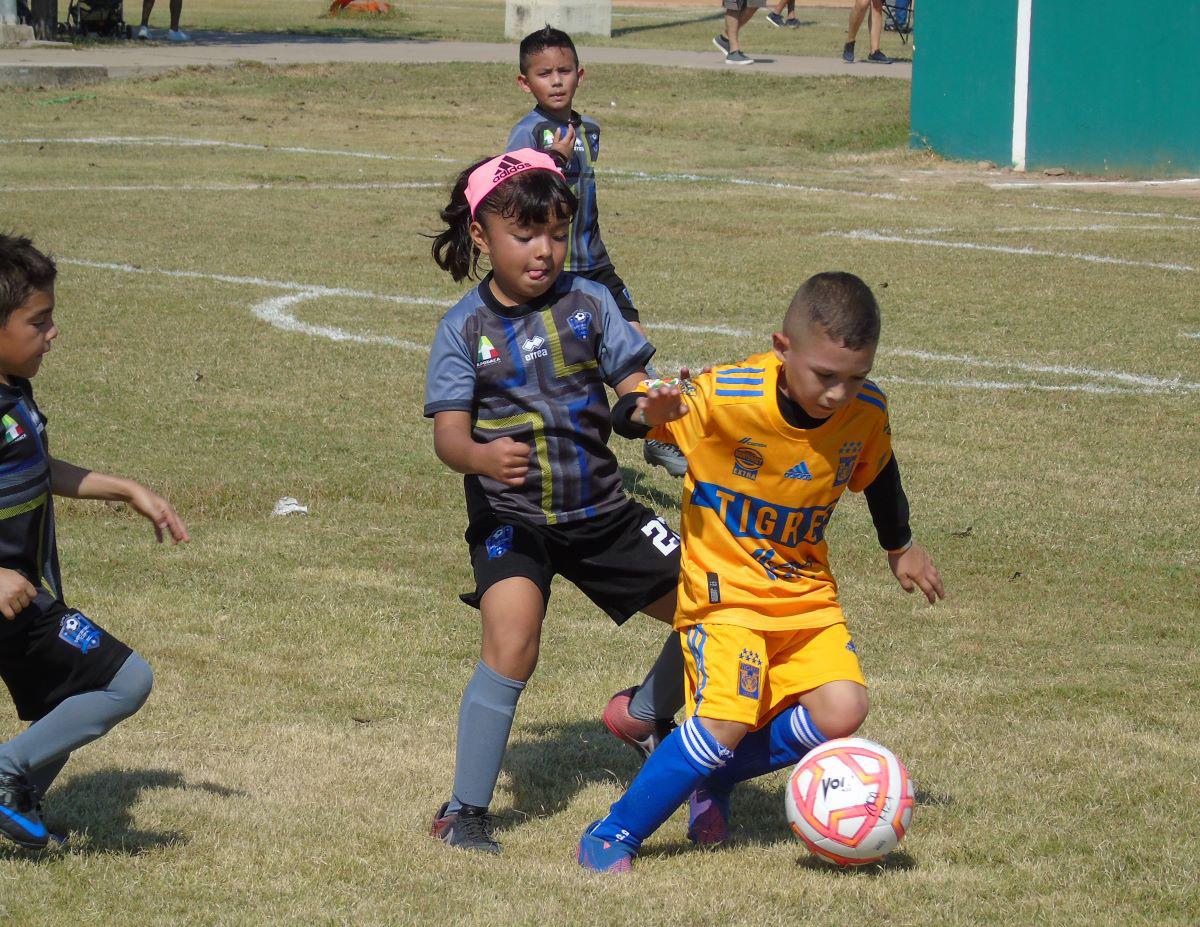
[{"xmin": 521, "ymin": 335, "xmax": 549, "ymax": 362}]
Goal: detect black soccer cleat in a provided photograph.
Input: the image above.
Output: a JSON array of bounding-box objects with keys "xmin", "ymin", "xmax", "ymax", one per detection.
[
  {"xmin": 0, "ymin": 774, "xmax": 49, "ymax": 849},
  {"xmin": 431, "ymin": 802, "xmax": 501, "ymax": 854}
]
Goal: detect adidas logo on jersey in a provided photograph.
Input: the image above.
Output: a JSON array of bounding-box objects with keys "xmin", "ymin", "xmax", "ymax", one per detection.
[
  {"xmin": 492, "ymin": 155, "xmax": 530, "ymax": 183},
  {"xmin": 784, "ymin": 462, "xmax": 813, "ymax": 480}
]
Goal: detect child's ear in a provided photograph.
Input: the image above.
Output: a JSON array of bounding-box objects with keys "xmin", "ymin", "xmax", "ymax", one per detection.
[
  {"xmin": 576, "ymin": 66, "xmax": 585, "ymax": 85},
  {"xmin": 516, "ymin": 73, "xmax": 533, "ymax": 94},
  {"xmin": 771, "ymin": 331, "xmax": 790, "ymax": 361},
  {"xmin": 468, "ymin": 219, "xmax": 490, "ymax": 256}
]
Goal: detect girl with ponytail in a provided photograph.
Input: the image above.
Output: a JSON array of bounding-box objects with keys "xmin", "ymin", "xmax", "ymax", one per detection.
[{"xmin": 422, "ymin": 150, "xmax": 688, "ymax": 854}]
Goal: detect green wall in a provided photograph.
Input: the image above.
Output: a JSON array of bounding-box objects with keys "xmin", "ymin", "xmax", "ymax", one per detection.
[
  {"xmin": 911, "ymin": 1, "xmax": 1200, "ymax": 175},
  {"xmin": 910, "ymin": 0, "xmax": 1016, "ymax": 164},
  {"xmin": 1027, "ymin": 6, "xmax": 1200, "ymax": 173}
]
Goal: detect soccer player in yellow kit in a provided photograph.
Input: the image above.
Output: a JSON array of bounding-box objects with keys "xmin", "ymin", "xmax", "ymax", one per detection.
[{"xmin": 578, "ymin": 271, "xmax": 944, "ymax": 872}]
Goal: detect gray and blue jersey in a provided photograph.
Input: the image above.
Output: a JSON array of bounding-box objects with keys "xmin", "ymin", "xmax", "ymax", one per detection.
[
  {"xmin": 0, "ymin": 379, "xmax": 62, "ymax": 604},
  {"xmin": 424, "ymin": 273, "xmax": 654, "ymax": 525},
  {"xmin": 507, "ymin": 107, "xmax": 610, "ymax": 274}
]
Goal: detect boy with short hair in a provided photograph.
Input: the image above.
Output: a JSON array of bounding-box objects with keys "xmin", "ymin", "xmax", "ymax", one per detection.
[
  {"xmin": 506, "ymin": 26, "xmax": 687, "ymax": 479},
  {"xmin": 0, "ymin": 234, "xmax": 188, "ymax": 850},
  {"xmin": 579, "ymin": 272, "xmax": 944, "ymax": 871}
]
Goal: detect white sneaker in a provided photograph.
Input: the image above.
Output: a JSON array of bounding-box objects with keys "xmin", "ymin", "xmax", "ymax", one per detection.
[
  {"xmin": 166, "ymin": 29, "xmax": 191, "ymax": 42},
  {"xmin": 136, "ymin": 25, "xmax": 152, "ymax": 39}
]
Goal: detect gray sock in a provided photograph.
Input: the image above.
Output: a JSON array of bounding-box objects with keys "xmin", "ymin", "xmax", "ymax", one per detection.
[
  {"xmin": 446, "ymin": 660, "xmax": 526, "ymax": 813},
  {"xmin": 628, "ymin": 632, "xmax": 685, "ymax": 723},
  {"xmin": 0, "ymin": 652, "xmax": 152, "ymax": 780},
  {"xmin": 28, "ymin": 755, "xmax": 70, "ymax": 798}
]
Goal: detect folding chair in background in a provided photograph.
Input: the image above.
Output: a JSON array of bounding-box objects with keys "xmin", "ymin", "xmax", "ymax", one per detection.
[{"xmin": 881, "ymin": 0, "xmax": 914, "ymax": 44}]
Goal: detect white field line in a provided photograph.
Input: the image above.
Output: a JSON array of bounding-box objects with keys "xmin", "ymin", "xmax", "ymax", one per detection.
[
  {"xmin": 0, "ymin": 136, "xmax": 453, "ymax": 162},
  {"xmin": 58, "ymin": 258, "xmax": 449, "ymax": 305},
  {"xmin": 252, "ymin": 291, "xmax": 429, "ymax": 351},
  {"xmin": 1009, "ymin": 203, "xmax": 1200, "ymax": 222},
  {"xmin": 604, "ymin": 168, "xmax": 915, "ymax": 201},
  {"xmin": 989, "ymin": 224, "xmax": 1199, "ymax": 233},
  {"xmin": 991, "ymin": 177, "xmax": 1200, "ymax": 189},
  {"xmin": 645, "ymin": 322, "xmax": 750, "ymax": 336},
  {"xmin": 1183, "ymin": 332, "xmax": 1200, "ymax": 339},
  {"xmin": 1, "ymin": 135, "xmax": 914, "ymax": 202},
  {"xmin": 877, "ymin": 375, "xmax": 1160, "ymax": 396},
  {"xmin": 61, "ymin": 258, "xmax": 1198, "ymax": 396},
  {"xmin": 828, "ymin": 229, "xmax": 1196, "ymax": 272},
  {"xmin": 0, "ymin": 182, "xmax": 441, "ymax": 193},
  {"xmin": 880, "ymin": 347, "xmax": 1200, "ymax": 394}
]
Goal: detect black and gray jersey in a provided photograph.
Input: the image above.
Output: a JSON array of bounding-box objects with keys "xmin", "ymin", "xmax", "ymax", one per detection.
[
  {"xmin": 0, "ymin": 379, "xmax": 61, "ymax": 602},
  {"xmin": 507, "ymin": 106, "xmax": 611, "ymax": 273},
  {"xmin": 424, "ymin": 273, "xmax": 654, "ymax": 525}
]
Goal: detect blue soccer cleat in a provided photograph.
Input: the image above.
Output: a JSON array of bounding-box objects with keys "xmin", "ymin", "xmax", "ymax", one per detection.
[
  {"xmin": 0, "ymin": 774, "xmax": 49, "ymax": 850},
  {"xmin": 577, "ymin": 821, "xmax": 636, "ymax": 873},
  {"xmin": 687, "ymin": 785, "xmax": 732, "ymax": 846}
]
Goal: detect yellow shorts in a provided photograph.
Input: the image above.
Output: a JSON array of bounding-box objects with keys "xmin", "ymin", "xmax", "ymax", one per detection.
[{"xmin": 681, "ymin": 622, "xmax": 865, "ymax": 729}]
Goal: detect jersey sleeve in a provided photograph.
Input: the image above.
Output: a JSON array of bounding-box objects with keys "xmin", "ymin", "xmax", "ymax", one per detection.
[
  {"xmin": 595, "ymin": 287, "xmax": 654, "ymax": 386},
  {"xmin": 847, "ymin": 384, "xmax": 893, "ymax": 492},
  {"xmin": 423, "ymin": 317, "xmax": 477, "ymax": 418},
  {"xmin": 647, "ymin": 371, "xmax": 714, "ymax": 458},
  {"xmin": 506, "ymin": 117, "xmax": 555, "ymax": 154}
]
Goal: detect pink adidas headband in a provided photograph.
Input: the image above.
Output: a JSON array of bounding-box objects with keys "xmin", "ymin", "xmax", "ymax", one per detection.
[{"xmin": 465, "ymin": 148, "xmax": 564, "ymax": 219}]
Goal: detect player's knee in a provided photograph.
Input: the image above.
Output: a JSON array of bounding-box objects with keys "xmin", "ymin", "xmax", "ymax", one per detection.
[
  {"xmin": 481, "ymin": 636, "xmax": 541, "ymax": 682},
  {"xmin": 807, "ymin": 682, "xmax": 868, "ymax": 739},
  {"xmin": 111, "ymin": 651, "xmax": 154, "ymax": 717}
]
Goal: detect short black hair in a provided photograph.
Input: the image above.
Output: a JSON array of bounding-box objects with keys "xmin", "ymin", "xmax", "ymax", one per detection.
[
  {"xmin": 0, "ymin": 234, "xmax": 57, "ymax": 325},
  {"xmin": 784, "ymin": 272, "xmax": 881, "ymax": 349},
  {"xmin": 519, "ymin": 26, "xmax": 579, "ymax": 73}
]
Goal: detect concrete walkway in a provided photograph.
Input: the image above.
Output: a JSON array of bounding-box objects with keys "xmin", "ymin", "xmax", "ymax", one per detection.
[{"xmin": 0, "ymin": 32, "xmax": 911, "ymax": 82}]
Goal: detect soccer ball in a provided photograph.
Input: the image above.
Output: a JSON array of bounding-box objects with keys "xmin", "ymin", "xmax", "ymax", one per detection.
[{"xmin": 784, "ymin": 737, "xmax": 914, "ymax": 866}]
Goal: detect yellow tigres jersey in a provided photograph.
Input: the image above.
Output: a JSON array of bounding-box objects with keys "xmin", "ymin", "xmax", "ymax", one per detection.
[{"xmin": 648, "ymin": 352, "xmax": 893, "ymax": 631}]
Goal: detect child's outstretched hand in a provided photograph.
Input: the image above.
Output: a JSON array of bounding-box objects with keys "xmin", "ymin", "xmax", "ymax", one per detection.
[
  {"xmin": 549, "ymin": 123, "xmax": 577, "ymax": 163},
  {"xmin": 478, "ymin": 436, "xmax": 531, "ymax": 487},
  {"xmin": 636, "ymin": 378, "xmax": 689, "ymax": 427},
  {"xmin": 126, "ymin": 483, "xmax": 190, "ymax": 545},
  {"xmin": 0, "ymin": 567, "xmax": 37, "ymax": 620},
  {"xmin": 888, "ymin": 542, "xmax": 944, "ymax": 604}
]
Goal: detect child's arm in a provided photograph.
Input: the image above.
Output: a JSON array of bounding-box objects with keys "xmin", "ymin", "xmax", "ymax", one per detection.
[
  {"xmin": 863, "ymin": 456, "xmax": 944, "ymax": 604},
  {"xmin": 0, "ymin": 567, "xmax": 36, "ymax": 620},
  {"xmin": 432, "ymin": 411, "xmax": 530, "ymax": 487},
  {"xmin": 49, "ymin": 458, "xmax": 189, "ymax": 544},
  {"xmin": 613, "ymin": 372, "xmax": 692, "ymax": 431}
]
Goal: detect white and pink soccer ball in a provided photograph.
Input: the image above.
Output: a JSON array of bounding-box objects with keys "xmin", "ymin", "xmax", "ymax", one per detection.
[{"xmin": 785, "ymin": 737, "xmax": 914, "ymax": 866}]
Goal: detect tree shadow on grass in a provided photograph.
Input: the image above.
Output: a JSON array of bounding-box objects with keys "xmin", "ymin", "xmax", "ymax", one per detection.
[{"xmin": 0, "ymin": 768, "xmax": 246, "ymax": 858}]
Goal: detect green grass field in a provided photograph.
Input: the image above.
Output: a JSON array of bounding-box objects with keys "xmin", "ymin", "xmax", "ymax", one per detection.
[
  {"xmin": 0, "ymin": 55, "xmax": 1197, "ymax": 927},
  {"xmin": 131, "ymin": 0, "xmax": 914, "ymax": 60}
]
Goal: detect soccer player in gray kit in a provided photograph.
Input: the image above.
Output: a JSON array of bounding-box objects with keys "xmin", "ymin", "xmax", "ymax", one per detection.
[{"xmin": 0, "ymin": 235, "xmax": 189, "ymax": 850}]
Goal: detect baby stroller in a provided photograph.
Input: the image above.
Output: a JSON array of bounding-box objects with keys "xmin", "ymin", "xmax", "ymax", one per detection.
[
  {"xmin": 67, "ymin": 0, "xmax": 131, "ymax": 37},
  {"xmin": 882, "ymin": 0, "xmax": 914, "ymax": 44}
]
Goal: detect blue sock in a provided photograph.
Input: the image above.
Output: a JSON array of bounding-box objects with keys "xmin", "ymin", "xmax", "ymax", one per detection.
[
  {"xmin": 705, "ymin": 704, "xmax": 827, "ymax": 795},
  {"xmin": 590, "ymin": 717, "xmax": 732, "ymax": 850}
]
